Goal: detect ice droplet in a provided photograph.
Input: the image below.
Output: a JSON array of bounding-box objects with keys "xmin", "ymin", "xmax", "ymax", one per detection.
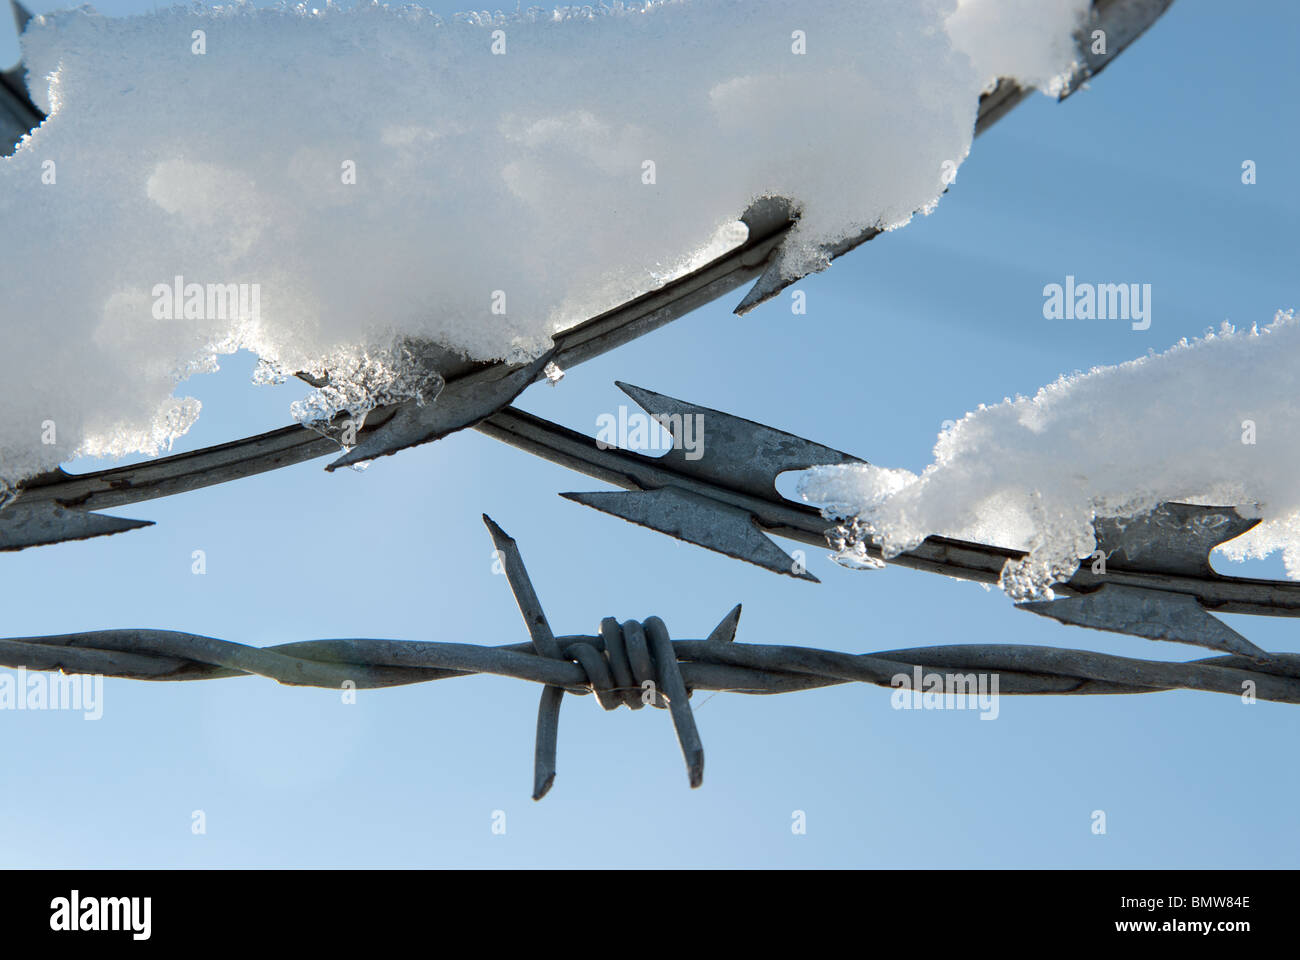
[
  {"xmin": 826, "ymin": 517, "xmax": 886, "ymax": 571},
  {"xmin": 278, "ymin": 337, "xmax": 446, "ymax": 447},
  {"xmin": 831, "ymin": 548, "xmax": 887, "ymax": 572}
]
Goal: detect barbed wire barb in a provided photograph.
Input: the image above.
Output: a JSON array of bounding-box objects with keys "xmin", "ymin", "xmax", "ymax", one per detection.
[{"xmin": 4, "ymin": 518, "xmax": 1300, "ymax": 799}]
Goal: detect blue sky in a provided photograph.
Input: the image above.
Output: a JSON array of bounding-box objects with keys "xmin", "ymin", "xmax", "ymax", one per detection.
[{"xmin": 1, "ymin": 0, "xmax": 1298, "ymax": 867}]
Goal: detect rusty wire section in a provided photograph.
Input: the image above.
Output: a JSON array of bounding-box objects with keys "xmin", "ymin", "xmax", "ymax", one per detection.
[{"xmin": 1, "ymin": 516, "xmax": 1297, "ymax": 799}]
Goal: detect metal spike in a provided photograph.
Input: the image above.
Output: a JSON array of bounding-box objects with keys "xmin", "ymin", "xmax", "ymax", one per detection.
[
  {"xmin": 0, "ymin": 501, "xmax": 153, "ymax": 551},
  {"xmin": 1018, "ymin": 583, "xmax": 1271, "ymax": 662},
  {"xmin": 327, "ymin": 350, "xmax": 555, "ymax": 470},
  {"xmin": 616, "ymin": 382, "xmax": 861, "ymax": 500},
  {"xmin": 730, "ymin": 196, "xmax": 798, "ymax": 316},
  {"xmin": 563, "ymin": 487, "xmax": 817, "ymax": 582},
  {"xmin": 706, "ymin": 604, "xmax": 742, "ymax": 644},
  {"xmin": 643, "ymin": 616, "xmax": 704, "ymax": 788},
  {"xmin": 481, "ymin": 515, "xmax": 560, "ymax": 659},
  {"xmin": 734, "ymin": 224, "xmax": 882, "ymax": 316},
  {"xmin": 734, "ymin": 258, "xmax": 792, "ymax": 315},
  {"xmin": 483, "ymin": 515, "xmax": 569, "ymax": 800},
  {"xmin": 532, "ymin": 685, "xmax": 563, "ymax": 801},
  {"xmin": 11, "ymin": 1, "xmax": 32, "ymax": 33},
  {"xmin": 2, "ymin": 1, "xmax": 42, "ymax": 157},
  {"xmin": 1093, "ymin": 503, "xmax": 1259, "ymax": 579},
  {"xmin": 1057, "ymin": 0, "xmax": 1176, "ymax": 100}
]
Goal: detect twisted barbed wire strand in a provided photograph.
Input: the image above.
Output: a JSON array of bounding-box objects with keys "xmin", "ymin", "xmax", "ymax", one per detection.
[{"xmin": 2, "ymin": 517, "xmax": 1298, "ymax": 798}]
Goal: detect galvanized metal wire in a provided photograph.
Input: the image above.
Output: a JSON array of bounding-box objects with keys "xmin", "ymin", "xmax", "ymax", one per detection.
[
  {"xmin": 2, "ymin": 517, "xmax": 1295, "ymax": 798},
  {"xmin": 0, "ymin": 0, "xmax": 1208, "ymax": 803}
]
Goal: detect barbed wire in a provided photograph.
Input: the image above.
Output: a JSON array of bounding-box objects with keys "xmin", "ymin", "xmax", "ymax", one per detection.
[
  {"xmin": 0, "ymin": 0, "xmax": 1220, "ymax": 807},
  {"xmin": 1, "ymin": 516, "xmax": 1293, "ymax": 799}
]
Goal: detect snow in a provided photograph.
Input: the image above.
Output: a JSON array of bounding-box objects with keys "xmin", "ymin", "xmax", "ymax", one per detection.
[
  {"xmin": 947, "ymin": 0, "xmax": 1088, "ymax": 96},
  {"xmin": 798, "ymin": 312, "xmax": 1300, "ymax": 601},
  {"xmin": 0, "ymin": 0, "xmax": 1088, "ymax": 494}
]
